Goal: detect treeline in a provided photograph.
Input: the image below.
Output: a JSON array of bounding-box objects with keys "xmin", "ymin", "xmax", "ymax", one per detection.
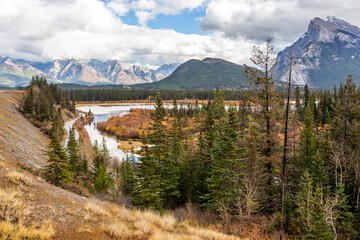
[
  {"xmin": 66, "ymin": 89, "xmax": 247, "ymax": 101},
  {"xmin": 22, "ymin": 76, "xmax": 75, "ymax": 122}
]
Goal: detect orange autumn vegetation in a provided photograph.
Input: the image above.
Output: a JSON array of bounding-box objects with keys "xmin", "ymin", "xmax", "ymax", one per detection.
[
  {"xmin": 97, "ymin": 109, "xmax": 152, "ymax": 140},
  {"xmin": 97, "ymin": 108, "xmax": 200, "ymax": 140}
]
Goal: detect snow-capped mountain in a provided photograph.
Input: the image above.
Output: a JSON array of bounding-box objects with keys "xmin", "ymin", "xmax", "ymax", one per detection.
[
  {"xmin": 0, "ymin": 57, "xmax": 179, "ymax": 87},
  {"xmin": 0, "ymin": 57, "xmax": 50, "ymax": 87},
  {"xmin": 273, "ymin": 16, "xmax": 360, "ymax": 86},
  {"xmin": 87, "ymin": 59, "xmax": 175, "ymax": 85}
]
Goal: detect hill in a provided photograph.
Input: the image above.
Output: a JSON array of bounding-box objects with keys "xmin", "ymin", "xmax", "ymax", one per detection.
[
  {"xmin": 134, "ymin": 58, "xmax": 251, "ymax": 90},
  {"xmin": 273, "ymin": 16, "xmax": 360, "ymax": 86},
  {"xmin": 0, "ymin": 90, "xmax": 242, "ymax": 239}
]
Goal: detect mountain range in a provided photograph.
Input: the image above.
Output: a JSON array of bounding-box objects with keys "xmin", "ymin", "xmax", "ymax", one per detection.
[
  {"xmin": 0, "ymin": 57, "xmax": 180, "ymax": 87},
  {"xmin": 2, "ymin": 16, "xmax": 360, "ymax": 89},
  {"xmin": 272, "ymin": 16, "xmax": 360, "ymax": 86}
]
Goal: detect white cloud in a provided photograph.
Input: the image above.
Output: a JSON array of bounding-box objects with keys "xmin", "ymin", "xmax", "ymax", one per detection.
[
  {"xmin": 107, "ymin": 0, "xmax": 207, "ymax": 25},
  {"xmin": 201, "ymin": 0, "xmax": 360, "ymax": 43},
  {"xmin": 2, "ymin": 0, "xmax": 360, "ymax": 67},
  {"xmin": 0, "ymin": 0, "xmax": 252, "ymax": 66}
]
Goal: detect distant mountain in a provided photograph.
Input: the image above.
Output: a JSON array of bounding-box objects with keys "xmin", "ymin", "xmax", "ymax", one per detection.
[
  {"xmin": 42, "ymin": 59, "xmax": 111, "ymax": 84},
  {"xmin": 0, "ymin": 57, "xmax": 179, "ymax": 87},
  {"xmin": 0, "ymin": 57, "xmax": 52, "ymax": 87},
  {"xmin": 87, "ymin": 59, "xmax": 178, "ymax": 85},
  {"xmin": 273, "ymin": 16, "xmax": 360, "ymax": 86},
  {"xmin": 134, "ymin": 58, "xmax": 250, "ymax": 90}
]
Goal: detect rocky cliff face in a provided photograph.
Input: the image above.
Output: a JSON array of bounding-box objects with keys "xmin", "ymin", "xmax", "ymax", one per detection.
[{"xmin": 273, "ymin": 16, "xmax": 360, "ymax": 86}]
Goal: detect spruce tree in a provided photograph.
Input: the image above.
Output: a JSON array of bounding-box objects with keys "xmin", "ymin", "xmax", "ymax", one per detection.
[
  {"xmin": 119, "ymin": 155, "xmax": 136, "ymax": 196},
  {"xmin": 133, "ymin": 93, "xmax": 179, "ymax": 210},
  {"xmin": 295, "ymin": 85, "xmax": 302, "ymax": 120},
  {"xmin": 203, "ymin": 105, "xmax": 244, "ymax": 211},
  {"xmin": 67, "ymin": 127, "xmax": 80, "ymax": 180},
  {"xmin": 305, "ymin": 186, "xmax": 333, "ymax": 240},
  {"xmin": 23, "ymin": 86, "xmax": 35, "ymax": 115},
  {"xmin": 298, "ymin": 105, "xmax": 316, "ymax": 173},
  {"xmin": 43, "ymin": 134, "xmax": 70, "ymax": 186},
  {"xmin": 93, "ymin": 165, "xmax": 113, "ymax": 192}
]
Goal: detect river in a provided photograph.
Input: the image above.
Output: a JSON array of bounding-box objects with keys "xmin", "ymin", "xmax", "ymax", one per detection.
[{"xmin": 71, "ymin": 104, "xmax": 159, "ymax": 161}]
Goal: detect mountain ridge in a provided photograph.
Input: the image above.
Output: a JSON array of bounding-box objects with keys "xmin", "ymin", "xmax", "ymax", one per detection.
[
  {"xmin": 0, "ymin": 57, "xmax": 179, "ymax": 87},
  {"xmin": 273, "ymin": 16, "xmax": 360, "ymax": 86},
  {"xmin": 133, "ymin": 57, "xmax": 251, "ymax": 90}
]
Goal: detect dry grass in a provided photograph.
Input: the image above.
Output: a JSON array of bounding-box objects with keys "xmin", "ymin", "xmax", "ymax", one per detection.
[
  {"xmin": 65, "ymin": 208, "xmax": 81, "ymax": 216},
  {"xmin": 0, "ymin": 188, "xmax": 54, "ymax": 240},
  {"xmin": 0, "ymin": 189, "xmax": 29, "ymax": 223},
  {"xmin": 84, "ymin": 201, "xmax": 111, "ymax": 217},
  {"xmin": 0, "ymin": 220, "xmax": 54, "ymax": 240},
  {"xmin": 102, "ymin": 202, "xmax": 242, "ymax": 240},
  {"xmin": 103, "ymin": 221, "xmax": 136, "ymax": 239},
  {"xmin": 5, "ymin": 171, "xmax": 32, "ymax": 186}
]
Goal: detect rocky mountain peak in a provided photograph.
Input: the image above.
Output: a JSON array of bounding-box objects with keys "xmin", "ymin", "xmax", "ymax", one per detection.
[{"xmin": 273, "ymin": 16, "xmax": 360, "ymax": 86}]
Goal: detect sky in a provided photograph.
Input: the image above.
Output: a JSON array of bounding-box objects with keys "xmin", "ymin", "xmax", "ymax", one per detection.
[{"xmin": 0, "ymin": 0, "xmax": 360, "ymax": 67}]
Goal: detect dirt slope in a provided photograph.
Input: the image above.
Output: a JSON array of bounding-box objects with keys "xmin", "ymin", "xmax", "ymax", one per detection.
[{"xmin": 0, "ymin": 91, "xmax": 243, "ymax": 240}]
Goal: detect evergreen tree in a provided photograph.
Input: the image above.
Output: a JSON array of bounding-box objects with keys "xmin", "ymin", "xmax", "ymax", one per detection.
[
  {"xmin": 297, "ymin": 105, "xmax": 316, "ymax": 173},
  {"xmin": 23, "ymin": 86, "xmax": 35, "ymax": 115},
  {"xmin": 295, "ymin": 85, "xmax": 302, "ymax": 120},
  {"xmin": 50, "ymin": 109, "xmax": 64, "ymax": 140},
  {"xmin": 305, "ymin": 186, "xmax": 333, "ymax": 240},
  {"xmin": 132, "ymin": 143, "xmax": 163, "ymax": 211},
  {"xmin": 38, "ymin": 91, "xmax": 51, "ymax": 121},
  {"xmin": 43, "ymin": 134, "xmax": 70, "ymax": 186},
  {"xmin": 133, "ymin": 93, "xmax": 179, "ymax": 210},
  {"xmin": 119, "ymin": 155, "xmax": 136, "ymax": 195},
  {"xmin": 67, "ymin": 127, "xmax": 80, "ymax": 180},
  {"xmin": 303, "ymin": 84, "xmax": 310, "ymax": 109},
  {"xmin": 244, "ymin": 37, "xmax": 280, "ymax": 210},
  {"xmin": 203, "ymin": 106, "xmax": 244, "ymax": 211},
  {"xmin": 93, "ymin": 165, "xmax": 113, "ymax": 192},
  {"xmin": 297, "ymin": 170, "xmax": 313, "ymax": 234}
]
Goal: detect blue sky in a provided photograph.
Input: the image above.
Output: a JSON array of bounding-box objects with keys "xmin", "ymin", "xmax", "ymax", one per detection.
[{"xmin": 1, "ymin": 0, "xmax": 360, "ymax": 66}]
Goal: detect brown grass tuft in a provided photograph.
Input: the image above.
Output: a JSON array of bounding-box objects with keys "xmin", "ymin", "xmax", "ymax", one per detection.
[
  {"xmin": 5, "ymin": 171, "xmax": 32, "ymax": 186},
  {"xmin": 84, "ymin": 201, "xmax": 111, "ymax": 217},
  {"xmin": 0, "ymin": 220, "xmax": 54, "ymax": 240},
  {"xmin": 0, "ymin": 189, "xmax": 30, "ymax": 223}
]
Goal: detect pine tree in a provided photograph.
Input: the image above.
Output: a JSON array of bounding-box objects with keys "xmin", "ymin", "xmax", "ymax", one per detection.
[
  {"xmin": 119, "ymin": 155, "xmax": 136, "ymax": 195},
  {"xmin": 23, "ymin": 86, "xmax": 35, "ymax": 115},
  {"xmin": 303, "ymin": 84, "xmax": 310, "ymax": 109},
  {"xmin": 305, "ymin": 186, "xmax": 333, "ymax": 240},
  {"xmin": 297, "ymin": 105, "xmax": 316, "ymax": 173},
  {"xmin": 67, "ymin": 127, "xmax": 80, "ymax": 180},
  {"xmin": 194, "ymin": 102, "xmax": 216, "ymax": 205},
  {"xmin": 133, "ymin": 93, "xmax": 179, "ymax": 210},
  {"xmin": 132, "ymin": 143, "xmax": 163, "ymax": 211},
  {"xmin": 295, "ymin": 85, "xmax": 302, "ymax": 120},
  {"xmin": 203, "ymin": 105, "xmax": 244, "ymax": 211},
  {"xmin": 297, "ymin": 170, "xmax": 313, "ymax": 234},
  {"xmin": 50, "ymin": 109, "xmax": 64, "ymax": 140},
  {"xmin": 244, "ymin": 37, "xmax": 280, "ymax": 210},
  {"xmin": 38, "ymin": 91, "xmax": 51, "ymax": 121},
  {"xmin": 335, "ymin": 183, "xmax": 356, "ymax": 239},
  {"xmin": 43, "ymin": 135, "xmax": 70, "ymax": 186},
  {"xmin": 93, "ymin": 165, "xmax": 112, "ymax": 192}
]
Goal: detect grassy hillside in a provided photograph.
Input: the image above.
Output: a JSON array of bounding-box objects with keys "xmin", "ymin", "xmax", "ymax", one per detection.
[
  {"xmin": 0, "ymin": 91, "xmax": 244, "ymax": 239},
  {"xmin": 133, "ymin": 58, "xmax": 251, "ymax": 90}
]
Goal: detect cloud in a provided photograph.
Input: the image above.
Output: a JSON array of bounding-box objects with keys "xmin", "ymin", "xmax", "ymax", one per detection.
[
  {"xmin": 2, "ymin": 0, "xmax": 360, "ymax": 67},
  {"xmin": 107, "ymin": 0, "xmax": 207, "ymax": 26},
  {"xmin": 201, "ymin": 0, "xmax": 360, "ymax": 43},
  {"xmin": 0, "ymin": 0, "xmax": 253, "ymax": 66}
]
